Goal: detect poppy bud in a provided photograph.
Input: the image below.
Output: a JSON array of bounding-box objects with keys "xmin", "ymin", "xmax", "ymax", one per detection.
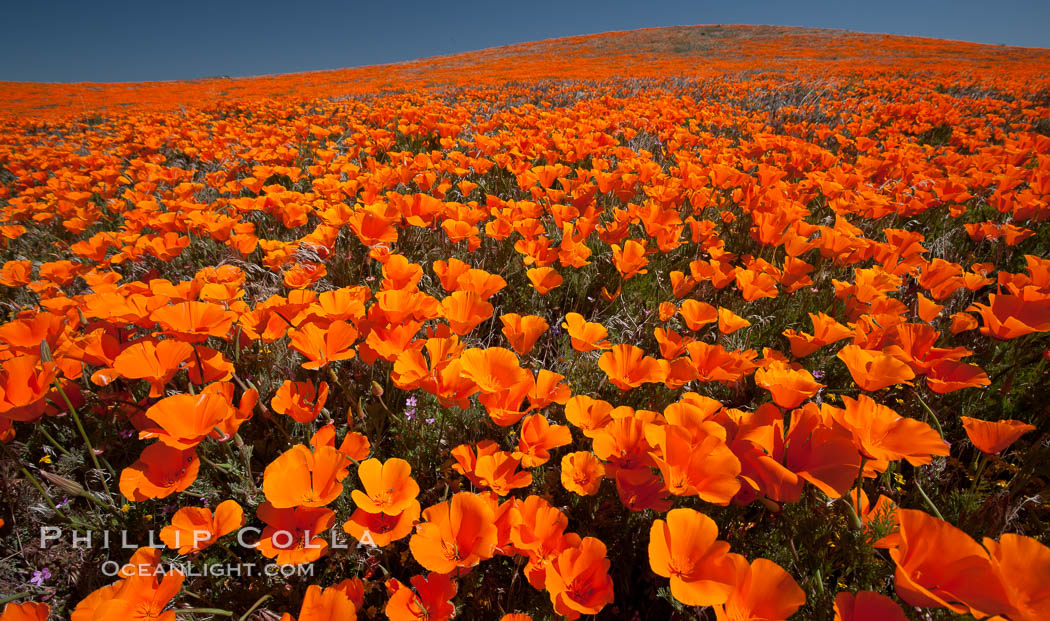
[
  {"xmin": 39, "ymin": 470, "xmax": 86, "ymax": 497},
  {"xmin": 370, "ymin": 381, "xmax": 384, "ymax": 398}
]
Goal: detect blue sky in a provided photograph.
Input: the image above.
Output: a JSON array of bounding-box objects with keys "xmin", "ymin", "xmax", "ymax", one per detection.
[{"xmin": 2, "ymin": 0, "xmax": 1047, "ymax": 83}]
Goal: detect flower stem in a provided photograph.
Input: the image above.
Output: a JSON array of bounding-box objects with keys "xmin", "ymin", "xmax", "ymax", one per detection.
[
  {"xmin": 52, "ymin": 379, "xmax": 113, "ymax": 500},
  {"xmin": 238, "ymin": 595, "xmax": 271, "ymax": 621},
  {"xmin": 175, "ymin": 608, "xmax": 233, "ymax": 617},
  {"xmin": 914, "ymin": 471, "xmax": 944, "ymax": 520}
]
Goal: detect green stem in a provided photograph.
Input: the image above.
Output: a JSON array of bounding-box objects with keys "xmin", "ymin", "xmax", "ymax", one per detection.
[
  {"xmin": 175, "ymin": 608, "xmax": 233, "ymax": 617},
  {"xmin": 0, "ymin": 592, "xmax": 32, "ymax": 607},
  {"xmin": 914, "ymin": 471, "xmax": 944, "ymax": 520},
  {"xmin": 914, "ymin": 391, "xmax": 945, "ymax": 438},
  {"xmin": 36, "ymin": 425, "xmax": 73, "ymax": 458},
  {"xmin": 238, "ymin": 595, "xmax": 271, "ymax": 621},
  {"xmin": 53, "ymin": 379, "xmax": 113, "ymax": 500},
  {"xmin": 0, "ymin": 441, "xmax": 77, "ymax": 526},
  {"xmin": 970, "ymin": 452, "xmax": 988, "ymax": 492}
]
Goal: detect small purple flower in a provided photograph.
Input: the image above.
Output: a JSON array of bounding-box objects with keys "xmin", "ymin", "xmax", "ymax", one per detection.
[
  {"xmin": 199, "ymin": 496, "xmax": 210, "ymax": 507},
  {"xmin": 425, "ymin": 417, "xmax": 436, "ymax": 424},
  {"xmin": 29, "ymin": 568, "xmax": 51, "ymax": 587},
  {"xmin": 813, "ymin": 370, "xmax": 825, "ymax": 380},
  {"xmin": 120, "ymin": 428, "xmax": 135, "ymax": 439},
  {"xmin": 405, "ymin": 396, "xmax": 418, "ymax": 408},
  {"xmin": 56, "ymin": 497, "xmax": 71, "ymax": 509}
]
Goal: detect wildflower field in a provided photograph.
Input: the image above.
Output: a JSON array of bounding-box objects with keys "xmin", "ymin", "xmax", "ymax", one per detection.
[{"xmin": 1, "ymin": 24, "xmax": 1050, "ymax": 620}]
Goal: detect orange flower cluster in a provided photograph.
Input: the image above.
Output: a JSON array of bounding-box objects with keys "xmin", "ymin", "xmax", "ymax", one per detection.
[{"xmin": 2, "ymin": 24, "xmax": 1049, "ymax": 621}]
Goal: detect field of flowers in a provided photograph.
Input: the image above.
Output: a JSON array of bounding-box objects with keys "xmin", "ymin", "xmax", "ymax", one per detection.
[{"xmin": 1, "ymin": 24, "xmax": 1049, "ymax": 621}]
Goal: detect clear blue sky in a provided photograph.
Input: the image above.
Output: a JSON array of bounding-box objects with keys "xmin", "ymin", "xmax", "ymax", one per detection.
[{"xmin": 2, "ymin": 0, "xmax": 1047, "ymax": 83}]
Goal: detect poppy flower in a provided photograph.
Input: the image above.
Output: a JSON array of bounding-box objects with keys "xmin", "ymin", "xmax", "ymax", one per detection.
[
  {"xmin": 837, "ymin": 345, "xmax": 915, "ymax": 391},
  {"xmin": 385, "ymin": 573, "xmax": 457, "ymax": 621},
  {"xmin": 564, "ymin": 395, "xmax": 614, "ymax": 437},
  {"xmin": 717, "ymin": 307, "xmax": 751, "ymax": 334},
  {"xmin": 408, "ymin": 492, "xmax": 497, "ymax": 574},
  {"xmin": 459, "ymin": 347, "xmax": 529, "ymax": 394},
  {"xmin": 613, "ymin": 467, "xmax": 672, "ymax": 512},
  {"xmin": 525, "ymin": 267, "xmax": 563, "ymax": 294},
  {"xmin": 714, "ymin": 557, "xmax": 806, "ymax": 621},
  {"xmin": 598, "ymin": 344, "xmax": 668, "ymax": 390},
  {"xmin": 0, "ymin": 356, "xmax": 57, "ymax": 422},
  {"xmin": 440, "ymin": 290, "xmax": 494, "ymax": 335},
  {"xmin": 514, "ymin": 414, "xmax": 572, "ymax": 467},
  {"xmin": 544, "ymin": 537, "xmax": 615, "ymax": 618},
  {"xmin": 875, "ymin": 508, "xmax": 1010, "ymax": 617},
  {"xmin": 754, "ymin": 361, "xmax": 824, "ymax": 409},
  {"xmin": 833, "ymin": 591, "xmax": 910, "ymax": 621},
  {"xmin": 0, "ymin": 602, "xmax": 49, "ymax": 621},
  {"xmin": 500, "ymin": 313, "xmax": 549, "ymax": 356},
  {"xmin": 150, "ymin": 301, "xmax": 235, "ymax": 342},
  {"xmin": 108, "ymin": 339, "xmax": 193, "ymax": 397},
  {"xmin": 256, "ymin": 502, "xmax": 336, "ymax": 566},
  {"xmin": 159, "ymin": 499, "xmax": 244, "ymax": 554},
  {"xmin": 119, "ymin": 443, "xmax": 200, "ymax": 501},
  {"xmin": 970, "ymin": 293, "xmax": 1050, "ymax": 340},
  {"xmin": 262, "ymin": 443, "xmax": 348, "ymax": 508},
  {"xmin": 283, "ymin": 582, "xmax": 358, "ymax": 620},
  {"xmin": 526, "ymin": 369, "xmax": 571, "ymax": 409},
  {"xmin": 475, "ymin": 452, "xmax": 533, "ymax": 495},
  {"xmin": 924, "ymin": 360, "xmax": 991, "ymax": 394},
  {"xmin": 983, "ymin": 533, "xmax": 1050, "ymax": 621},
  {"xmin": 611, "ymin": 239, "xmax": 649, "ymax": 279},
  {"xmin": 648, "ymin": 508, "xmax": 738, "ymax": 606},
  {"xmin": 89, "ymin": 560, "xmax": 185, "ymax": 621},
  {"xmin": 591, "ymin": 416, "xmax": 653, "ymax": 473},
  {"xmin": 560, "ymin": 451, "xmax": 605, "ymax": 496},
  {"xmin": 343, "ymin": 499, "xmax": 420, "ymax": 547},
  {"xmin": 679, "ymin": 300, "xmax": 718, "ymax": 331},
  {"xmin": 510, "ymin": 495, "xmax": 569, "ymax": 554},
  {"xmin": 832, "ymin": 395, "xmax": 949, "ymax": 465},
  {"xmin": 561, "ymin": 313, "xmax": 611, "ymax": 351},
  {"xmin": 288, "ymin": 320, "xmax": 358, "ymax": 369},
  {"xmin": 960, "ymin": 417, "xmax": 1035, "ymax": 455},
  {"xmin": 350, "ymin": 457, "xmax": 420, "ymax": 515},
  {"xmin": 646, "ymin": 422, "xmax": 741, "ymax": 505},
  {"xmin": 140, "ymin": 392, "xmax": 233, "ymax": 449},
  {"xmin": 271, "ymin": 380, "xmax": 329, "ymax": 423}
]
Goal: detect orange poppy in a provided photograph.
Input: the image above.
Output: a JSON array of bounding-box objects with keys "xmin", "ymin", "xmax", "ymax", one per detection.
[
  {"xmin": 262, "ymin": 443, "xmax": 348, "ymax": 508},
  {"xmin": 459, "ymin": 347, "xmax": 529, "ymax": 394},
  {"xmin": 282, "ymin": 582, "xmax": 358, "ymax": 621},
  {"xmin": 714, "ymin": 557, "xmax": 806, "ymax": 621},
  {"xmin": 500, "ymin": 313, "xmax": 549, "ymax": 356},
  {"xmin": 649, "ymin": 508, "xmax": 738, "ymax": 606},
  {"xmin": 150, "ymin": 300, "xmax": 235, "ymax": 342},
  {"xmin": 679, "ymin": 300, "xmax": 718, "ymax": 331},
  {"xmin": 875, "ymin": 508, "xmax": 1010, "ymax": 617},
  {"xmin": 832, "ymin": 395, "xmax": 948, "ymax": 465},
  {"xmin": 140, "ymin": 392, "xmax": 233, "ymax": 449},
  {"xmin": 563, "ymin": 395, "xmax": 614, "ymax": 437},
  {"xmin": 611, "ymin": 239, "xmax": 649, "ymax": 279},
  {"xmin": 836, "ymin": 345, "xmax": 916, "ymax": 391},
  {"xmin": 408, "ymin": 492, "xmax": 497, "ymax": 574},
  {"xmin": 597, "ymin": 344, "xmax": 668, "ymax": 390},
  {"xmin": 717, "ymin": 307, "xmax": 751, "ymax": 334},
  {"xmin": 110, "ymin": 339, "xmax": 194, "ymax": 397},
  {"xmin": 833, "ymin": 591, "xmax": 909, "ymax": 621},
  {"xmin": 960, "ymin": 417, "xmax": 1035, "ymax": 455},
  {"xmin": 970, "ymin": 293, "xmax": 1050, "ymax": 340},
  {"xmin": 525, "ymin": 267, "xmax": 563, "ymax": 294},
  {"xmin": 256, "ymin": 502, "xmax": 336, "ymax": 566},
  {"xmin": 384, "ymin": 573, "xmax": 457, "ymax": 621},
  {"xmin": 983, "ymin": 533, "xmax": 1050, "ymax": 621},
  {"xmin": 0, "ymin": 603, "xmax": 49, "ymax": 621},
  {"xmin": 526, "ymin": 369, "xmax": 571, "ymax": 409},
  {"xmin": 159, "ymin": 499, "xmax": 244, "ymax": 554},
  {"xmin": 119, "ymin": 443, "xmax": 200, "ymax": 501},
  {"xmin": 514, "ymin": 414, "xmax": 572, "ymax": 467},
  {"xmin": 343, "ymin": 499, "xmax": 420, "ymax": 547},
  {"xmin": 440, "ymin": 290, "xmax": 494, "ymax": 335},
  {"xmin": 475, "ymin": 451, "xmax": 533, "ymax": 495},
  {"xmin": 350, "ymin": 457, "xmax": 420, "ymax": 515},
  {"xmin": 0, "ymin": 356, "xmax": 57, "ymax": 422},
  {"xmin": 561, "ymin": 312, "xmax": 611, "ymax": 352},
  {"xmin": 544, "ymin": 537, "xmax": 615, "ymax": 618},
  {"xmin": 754, "ymin": 361, "xmax": 824, "ymax": 409},
  {"xmin": 271, "ymin": 380, "xmax": 329, "ymax": 423},
  {"xmin": 560, "ymin": 451, "xmax": 605, "ymax": 496},
  {"xmin": 645, "ymin": 422, "xmax": 741, "ymax": 505},
  {"xmin": 288, "ymin": 320, "xmax": 358, "ymax": 369}
]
